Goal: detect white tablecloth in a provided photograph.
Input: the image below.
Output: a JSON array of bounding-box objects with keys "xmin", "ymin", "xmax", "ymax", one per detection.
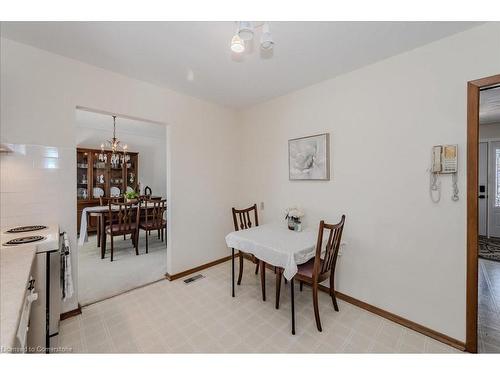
[
  {"xmin": 78, "ymin": 206, "xmax": 110, "ymax": 246},
  {"xmin": 225, "ymin": 222, "xmax": 318, "ymax": 280}
]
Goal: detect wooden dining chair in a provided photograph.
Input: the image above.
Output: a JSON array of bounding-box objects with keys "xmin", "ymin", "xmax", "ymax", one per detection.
[
  {"xmin": 290, "ymin": 216, "xmax": 346, "ymax": 334},
  {"xmin": 231, "ymin": 204, "xmax": 262, "ymax": 298},
  {"xmin": 101, "ymin": 196, "xmax": 129, "ymax": 239},
  {"xmin": 102, "ymin": 202, "xmax": 140, "ymax": 261},
  {"xmin": 138, "ymin": 199, "xmax": 167, "ymax": 253}
]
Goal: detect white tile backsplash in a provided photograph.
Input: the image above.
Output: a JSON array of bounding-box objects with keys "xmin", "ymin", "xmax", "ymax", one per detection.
[
  {"xmin": 1, "ymin": 144, "xmax": 75, "ymax": 226},
  {"xmin": 0, "ymin": 143, "xmax": 78, "ymax": 311}
]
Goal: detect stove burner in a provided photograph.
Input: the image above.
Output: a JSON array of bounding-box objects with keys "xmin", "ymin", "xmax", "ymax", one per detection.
[
  {"xmin": 3, "ymin": 235, "xmax": 46, "ymax": 246},
  {"xmin": 6, "ymin": 225, "xmax": 47, "ymax": 233}
]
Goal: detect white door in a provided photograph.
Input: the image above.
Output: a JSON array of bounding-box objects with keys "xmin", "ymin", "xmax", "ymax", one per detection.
[
  {"xmin": 488, "ymin": 141, "xmax": 500, "ymax": 238},
  {"xmin": 479, "ymin": 142, "xmax": 488, "ymax": 236}
]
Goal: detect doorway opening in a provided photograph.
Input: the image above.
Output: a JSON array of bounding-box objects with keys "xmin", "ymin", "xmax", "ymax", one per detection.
[
  {"xmin": 466, "ymin": 74, "xmax": 500, "ymax": 353},
  {"xmin": 75, "ymin": 107, "xmax": 168, "ymax": 306}
]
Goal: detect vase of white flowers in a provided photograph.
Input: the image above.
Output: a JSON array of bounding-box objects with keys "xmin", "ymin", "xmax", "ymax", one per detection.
[{"xmin": 284, "ymin": 207, "xmax": 305, "ymax": 231}]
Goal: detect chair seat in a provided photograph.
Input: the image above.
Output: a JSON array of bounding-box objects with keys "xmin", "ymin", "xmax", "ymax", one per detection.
[
  {"xmin": 297, "ymin": 258, "xmax": 324, "ymax": 278},
  {"xmin": 106, "ymin": 223, "xmax": 137, "ymax": 234},
  {"xmin": 238, "ymin": 250, "xmax": 259, "ymax": 264},
  {"xmin": 139, "ymin": 220, "xmax": 166, "ymax": 230}
]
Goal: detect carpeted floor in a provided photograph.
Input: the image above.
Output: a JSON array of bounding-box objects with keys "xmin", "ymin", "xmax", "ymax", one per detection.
[
  {"xmin": 78, "ymin": 232, "xmax": 167, "ymax": 306},
  {"xmin": 479, "ymin": 236, "xmax": 500, "ymax": 262}
]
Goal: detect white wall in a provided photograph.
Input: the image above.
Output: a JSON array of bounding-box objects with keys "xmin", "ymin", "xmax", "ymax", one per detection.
[
  {"xmin": 76, "ymin": 117, "xmax": 167, "ymax": 198},
  {"xmin": 239, "ymin": 23, "xmax": 500, "ymax": 342},
  {"xmin": 0, "ymin": 38, "xmax": 241, "ymax": 312},
  {"xmin": 479, "ymin": 123, "xmax": 500, "ymax": 140}
]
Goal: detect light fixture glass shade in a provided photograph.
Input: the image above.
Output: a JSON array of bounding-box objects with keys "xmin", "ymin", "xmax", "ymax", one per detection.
[
  {"xmin": 230, "ymin": 34, "xmax": 245, "ymax": 53},
  {"xmin": 260, "ymin": 23, "xmax": 274, "ymax": 50},
  {"xmin": 238, "ymin": 21, "xmax": 254, "ymax": 41}
]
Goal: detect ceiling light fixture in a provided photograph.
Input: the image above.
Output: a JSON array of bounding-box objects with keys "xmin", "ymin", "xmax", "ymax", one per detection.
[
  {"xmin": 230, "ymin": 34, "xmax": 245, "ymax": 53},
  {"xmin": 230, "ymin": 22, "xmax": 274, "ymax": 55},
  {"xmin": 237, "ymin": 21, "xmax": 254, "ymax": 41}
]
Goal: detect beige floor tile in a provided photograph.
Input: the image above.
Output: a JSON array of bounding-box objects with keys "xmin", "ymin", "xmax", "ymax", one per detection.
[
  {"xmin": 400, "ymin": 329, "xmax": 427, "ymax": 351},
  {"xmin": 59, "ymin": 259, "xmax": 463, "ymax": 354}
]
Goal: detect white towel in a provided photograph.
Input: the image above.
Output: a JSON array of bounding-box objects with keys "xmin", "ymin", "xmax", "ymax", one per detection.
[
  {"xmin": 62, "ymin": 233, "xmax": 74, "ymax": 301},
  {"xmin": 78, "ymin": 208, "xmax": 88, "ymax": 246}
]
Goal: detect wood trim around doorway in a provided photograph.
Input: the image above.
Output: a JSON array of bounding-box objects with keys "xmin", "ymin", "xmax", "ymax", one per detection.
[{"xmin": 466, "ymin": 74, "xmax": 500, "ymax": 353}]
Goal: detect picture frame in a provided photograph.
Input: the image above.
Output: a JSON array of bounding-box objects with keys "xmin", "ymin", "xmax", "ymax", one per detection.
[{"xmin": 288, "ymin": 133, "xmax": 330, "ymax": 180}]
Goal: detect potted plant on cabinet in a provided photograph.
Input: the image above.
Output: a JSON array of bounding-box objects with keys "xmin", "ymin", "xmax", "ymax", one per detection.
[{"xmin": 125, "ymin": 191, "xmax": 139, "ymax": 203}]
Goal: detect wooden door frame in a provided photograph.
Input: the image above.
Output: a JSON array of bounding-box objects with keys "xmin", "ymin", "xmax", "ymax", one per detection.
[{"xmin": 466, "ymin": 74, "xmax": 500, "ymax": 353}]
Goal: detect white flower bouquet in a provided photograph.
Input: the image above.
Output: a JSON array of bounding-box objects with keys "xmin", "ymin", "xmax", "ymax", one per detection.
[{"xmin": 284, "ymin": 207, "xmax": 305, "ymax": 220}]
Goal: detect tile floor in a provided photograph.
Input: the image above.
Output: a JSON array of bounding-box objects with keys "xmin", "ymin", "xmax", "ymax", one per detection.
[
  {"xmin": 478, "ymin": 258, "xmax": 500, "ymax": 353},
  {"xmin": 78, "ymin": 233, "xmax": 167, "ymax": 305},
  {"xmin": 60, "ymin": 259, "xmax": 461, "ymax": 353}
]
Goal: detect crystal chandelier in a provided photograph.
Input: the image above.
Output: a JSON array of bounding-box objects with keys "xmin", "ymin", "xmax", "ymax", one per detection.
[{"xmin": 100, "ymin": 115, "xmax": 129, "ymax": 167}]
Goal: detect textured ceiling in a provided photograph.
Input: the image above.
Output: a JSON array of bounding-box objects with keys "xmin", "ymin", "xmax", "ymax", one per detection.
[{"xmin": 1, "ymin": 21, "xmax": 483, "ymax": 109}]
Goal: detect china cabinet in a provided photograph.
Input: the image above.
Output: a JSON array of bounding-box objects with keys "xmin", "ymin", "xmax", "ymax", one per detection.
[{"xmin": 76, "ymin": 147, "xmax": 139, "ymax": 233}]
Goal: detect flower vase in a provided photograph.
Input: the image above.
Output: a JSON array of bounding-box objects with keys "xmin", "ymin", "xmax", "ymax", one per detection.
[
  {"xmin": 287, "ymin": 217, "xmax": 295, "ymax": 231},
  {"xmin": 294, "ymin": 218, "xmax": 302, "ymax": 232}
]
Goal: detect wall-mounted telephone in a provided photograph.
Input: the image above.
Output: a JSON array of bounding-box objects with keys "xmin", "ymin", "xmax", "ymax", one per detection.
[
  {"xmin": 431, "ymin": 145, "xmax": 458, "ymax": 173},
  {"xmin": 430, "ymin": 144, "xmax": 459, "ymax": 203}
]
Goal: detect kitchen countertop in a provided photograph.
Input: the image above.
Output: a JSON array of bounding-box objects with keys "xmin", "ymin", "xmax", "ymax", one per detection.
[
  {"xmin": 0, "ymin": 224, "xmax": 60, "ymax": 350},
  {"xmin": 0, "ymin": 244, "xmax": 37, "ymax": 350}
]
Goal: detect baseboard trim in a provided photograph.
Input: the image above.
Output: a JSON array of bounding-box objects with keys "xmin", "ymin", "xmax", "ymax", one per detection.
[
  {"xmin": 60, "ymin": 304, "xmax": 82, "ymax": 320},
  {"xmin": 165, "ymin": 255, "xmax": 234, "ymax": 281},
  {"xmin": 317, "ymin": 284, "xmax": 466, "ymax": 351}
]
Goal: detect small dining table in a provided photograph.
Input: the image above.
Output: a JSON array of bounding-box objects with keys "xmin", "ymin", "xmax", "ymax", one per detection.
[
  {"xmin": 78, "ymin": 202, "xmax": 164, "ymax": 251},
  {"xmin": 225, "ymin": 222, "xmax": 318, "ymax": 334}
]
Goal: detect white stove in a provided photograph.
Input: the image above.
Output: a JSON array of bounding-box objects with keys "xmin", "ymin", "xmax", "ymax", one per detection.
[
  {"xmin": 1, "ymin": 224, "xmax": 60, "ymax": 253},
  {"xmin": 0, "ymin": 224, "xmax": 61, "ymax": 353}
]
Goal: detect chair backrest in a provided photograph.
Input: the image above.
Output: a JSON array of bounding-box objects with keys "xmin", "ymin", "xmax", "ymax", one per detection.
[
  {"xmin": 142, "ymin": 199, "xmax": 167, "ymax": 228},
  {"xmin": 100, "ymin": 196, "xmax": 123, "ymax": 206},
  {"xmin": 313, "ymin": 215, "xmax": 346, "ymax": 279},
  {"xmin": 232, "ymin": 204, "xmax": 259, "ymax": 231},
  {"xmin": 139, "ymin": 195, "xmax": 162, "ymax": 202},
  {"xmin": 108, "ymin": 202, "xmax": 139, "ymax": 234}
]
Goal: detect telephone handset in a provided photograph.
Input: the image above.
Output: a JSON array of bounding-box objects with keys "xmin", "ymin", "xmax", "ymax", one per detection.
[
  {"xmin": 430, "ymin": 144, "xmax": 459, "ymax": 203},
  {"xmin": 432, "ymin": 146, "xmax": 442, "ymax": 173}
]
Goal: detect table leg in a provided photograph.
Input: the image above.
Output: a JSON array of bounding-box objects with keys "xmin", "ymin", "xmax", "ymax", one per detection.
[
  {"xmin": 96, "ymin": 216, "xmax": 101, "ymax": 248},
  {"xmin": 260, "ymin": 260, "xmax": 266, "ymax": 301},
  {"xmin": 231, "ymin": 248, "xmax": 235, "ymax": 298},
  {"xmin": 85, "ymin": 211, "xmax": 90, "ymax": 240},
  {"xmin": 291, "ymin": 278, "xmax": 295, "ymax": 335},
  {"xmin": 100, "ymin": 213, "xmax": 106, "ymax": 259},
  {"xmin": 275, "ymin": 268, "xmax": 282, "ymax": 309}
]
